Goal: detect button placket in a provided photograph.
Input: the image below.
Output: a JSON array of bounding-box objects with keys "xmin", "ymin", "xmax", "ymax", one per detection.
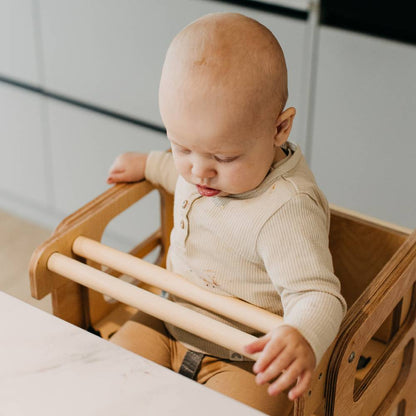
[{"xmin": 177, "ymin": 194, "xmax": 201, "ymax": 245}]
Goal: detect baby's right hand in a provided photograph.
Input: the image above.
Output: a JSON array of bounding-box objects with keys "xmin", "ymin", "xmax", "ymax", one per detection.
[{"xmin": 107, "ymin": 152, "xmax": 148, "ymax": 184}]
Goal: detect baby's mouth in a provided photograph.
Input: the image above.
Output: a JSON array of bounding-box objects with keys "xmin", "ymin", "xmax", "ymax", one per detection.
[{"xmin": 196, "ymin": 185, "xmax": 221, "ymax": 197}]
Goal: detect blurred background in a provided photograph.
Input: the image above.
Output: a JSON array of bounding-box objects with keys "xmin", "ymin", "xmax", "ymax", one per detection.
[{"xmin": 1, "ymin": 0, "xmax": 415, "ymax": 311}]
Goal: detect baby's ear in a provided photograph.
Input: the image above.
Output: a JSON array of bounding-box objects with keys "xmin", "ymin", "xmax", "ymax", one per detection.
[{"xmin": 274, "ymin": 107, "xmax": 296, "ymax": 146}]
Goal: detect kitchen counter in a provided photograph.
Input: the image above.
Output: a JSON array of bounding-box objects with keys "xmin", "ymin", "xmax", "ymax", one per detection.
[{"xmin": 0, "ymin": 291, "xmax": 263, "ymax": 415}]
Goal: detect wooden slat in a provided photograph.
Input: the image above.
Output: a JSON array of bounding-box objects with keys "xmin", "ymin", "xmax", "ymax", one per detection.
[
  {"xmin": 73, "ymin": 236, "xmax": 283, "ymax": 334},
  {"xmin": 101, "ymin": 230, "xmax": 162, "ymax": 279},
  {"xmin": 47, "ymin": 253, "xmax": 260, "ymax": 360}
]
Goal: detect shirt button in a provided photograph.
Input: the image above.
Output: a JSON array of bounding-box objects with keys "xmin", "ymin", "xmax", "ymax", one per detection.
[
  {"xmin": 180, "ymin": 220, "xmax": 185, "ymax": 229},
  {"xmin": 182, "ymin": 200, "xmax": 188, "ymax": 209}
]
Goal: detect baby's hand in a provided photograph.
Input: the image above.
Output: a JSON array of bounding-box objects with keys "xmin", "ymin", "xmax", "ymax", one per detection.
[
  {"xmin": 244, "ymin": 325, "xmax": 316, "ymax": 400},
  {"xmin": 107, "ymin": 152, "xmax": 147, "ymax": 184}
]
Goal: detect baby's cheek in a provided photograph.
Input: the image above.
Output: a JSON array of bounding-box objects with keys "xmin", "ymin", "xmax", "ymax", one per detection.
[
  {"xmin": 225, "ymin": 169, "xmax": 244, "ymax": 188},
  {"xmin": 229, "ymin": 171, "xmax": 258, "ymax": 193},
  {"xmin": 174, "ymin": 159, "xmax": 190, "ymax": 178}
]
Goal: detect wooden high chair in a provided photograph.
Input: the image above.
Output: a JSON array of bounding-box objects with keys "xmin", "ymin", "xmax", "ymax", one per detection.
[{"xmin": 30, "ymin": 180, "xmax": 416, "ymax": 416}]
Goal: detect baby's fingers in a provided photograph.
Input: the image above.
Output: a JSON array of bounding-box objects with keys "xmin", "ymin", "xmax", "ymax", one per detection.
[
  {"xmin": 244, "ymin": 334, "xmax": 270, "ymax": 355},
  {"xmin": 255, "ymin": 352, "xmax": 293, "ymax": 385},
  {"xmin": 288, "ymin": 370, "xmax": 312, "ymax": 400},
  {"xmin": 107, "ymin": 171, "xmax": 126, "ymax": 184},
  {"xmin": 267, "ymin": 362, "xmax": 303, "ymax": 396},
  {"xmin": 252, "ymin": 336, "xmax": 286, "ymax": 374}
]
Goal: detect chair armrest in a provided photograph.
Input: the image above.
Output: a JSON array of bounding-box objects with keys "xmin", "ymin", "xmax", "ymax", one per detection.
[{"xmin": 29, "ymin": 181, "xmax": 157, "ymax": 300}]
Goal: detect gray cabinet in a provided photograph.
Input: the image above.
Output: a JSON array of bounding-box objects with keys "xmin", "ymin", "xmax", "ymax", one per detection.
[
  {"xmin": 0, "ymin": 84, "xmax": 50, "ymax": 207},
  {"xmin": 38, "ymin": 0, "xmax": 307, "ymax": 143},
  {"xmin": 310, "ymin": 27, "xmax": 416, "ymax": 228},
  {"xmin": 0, "ymin": 0, "xmax": 40, "ymax": 85}
]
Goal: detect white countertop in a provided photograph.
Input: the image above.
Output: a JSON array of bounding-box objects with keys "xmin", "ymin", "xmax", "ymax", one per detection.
[{"xmin": 0, "ymin": 291, "xmax": 263, "ymax": 416}]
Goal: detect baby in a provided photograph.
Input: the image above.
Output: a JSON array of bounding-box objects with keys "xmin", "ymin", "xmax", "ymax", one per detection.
[{"xmin": 107, "ymin": 13, "xmax": 346, "ymax": 415}]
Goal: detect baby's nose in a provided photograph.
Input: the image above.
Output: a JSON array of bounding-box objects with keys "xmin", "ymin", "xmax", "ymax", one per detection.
[{"xmin": 191, "ymin": 161, "xmax": 216, "ymax": 179}]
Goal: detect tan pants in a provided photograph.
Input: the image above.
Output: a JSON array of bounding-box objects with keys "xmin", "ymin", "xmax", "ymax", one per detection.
[{"xmin": 110, "ymin": 311, "xmax": 293, "ymax": 416}]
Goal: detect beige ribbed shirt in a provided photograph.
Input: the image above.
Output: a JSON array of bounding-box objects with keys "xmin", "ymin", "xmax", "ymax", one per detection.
[{"xmin": 145, "ymin": 143, "xmax": 346, "ymax": 364}]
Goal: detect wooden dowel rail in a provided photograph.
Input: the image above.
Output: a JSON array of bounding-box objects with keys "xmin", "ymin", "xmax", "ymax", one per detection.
[
  {"xmin": 47, "ymin": 252, "xmax": 259, "ymax": 360},
  {"xmin": 72, "ymin": 236, "xmax": 283, "ymax": 334}
]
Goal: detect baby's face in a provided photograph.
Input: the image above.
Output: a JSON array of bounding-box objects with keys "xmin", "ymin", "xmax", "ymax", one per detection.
[
  {"xmin": 158, "ymin": 13, "xmax": 292, "ymax": 196},
  {"xmin": 161, "ymin": 86, "xmax": 279, "ymax": 197}
]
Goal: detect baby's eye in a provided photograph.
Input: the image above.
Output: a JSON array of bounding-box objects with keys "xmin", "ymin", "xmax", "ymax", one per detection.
[
  {"xmin": 214, "ymin": 155, "xmax": 239, "ymax": 163},
  {"xmin": 174, "ymin": 145, "xmax": 191, "ymax": 155}
]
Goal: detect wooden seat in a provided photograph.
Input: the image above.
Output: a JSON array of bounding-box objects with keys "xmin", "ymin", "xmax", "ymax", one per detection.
[{"xmin": 29, "ymin": 180, "xmax": 416, "ymax": 415}]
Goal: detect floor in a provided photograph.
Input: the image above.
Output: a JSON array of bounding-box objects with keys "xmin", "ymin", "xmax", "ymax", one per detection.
[{"xmin": 0, "ymin": 209, "xmax": 52, "ymax": 313}]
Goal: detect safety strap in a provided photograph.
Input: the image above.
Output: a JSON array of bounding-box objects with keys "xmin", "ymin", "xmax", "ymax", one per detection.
[{"xmin": 178, "ymin": 350, "xmax": 205, "ymax": 380}]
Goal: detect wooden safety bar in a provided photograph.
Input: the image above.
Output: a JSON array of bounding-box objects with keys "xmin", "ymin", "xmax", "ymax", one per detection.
[
  {"xmin": 72, "ymin": 236, "xmax": 283, "ymax": 333},
  {"xmin": 47, "ymin": 251, "xmax": 261, "ymax": 359},
  {"xmin": 44, "ymin": 234, "xmax": 285, "ymax": 360}
]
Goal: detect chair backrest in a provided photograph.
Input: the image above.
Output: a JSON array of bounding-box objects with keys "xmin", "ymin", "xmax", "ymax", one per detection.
[
  {"xmin": 329, "ymin": 206, "xmax": 412, "ymax": 345},
  {"xmin": 329, "ymin": 207, "xmax": 409, "ymax": 308}
]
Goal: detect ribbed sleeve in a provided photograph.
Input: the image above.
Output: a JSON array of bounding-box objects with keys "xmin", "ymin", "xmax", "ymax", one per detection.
[
  {"xmin": 144, "ymin": 151, "xmax": 178, "ymax": 194},
  {"xmin": 257, "ymin": 193, "xmax": 347, "ymax": 363}
]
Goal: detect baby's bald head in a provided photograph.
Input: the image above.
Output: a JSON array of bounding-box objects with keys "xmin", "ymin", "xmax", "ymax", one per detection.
[{"xmin": 159, "ymin": 13, "xmax": 288, "ymax": 130}]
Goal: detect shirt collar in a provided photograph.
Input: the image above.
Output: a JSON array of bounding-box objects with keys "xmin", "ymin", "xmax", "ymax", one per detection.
[{"xmin": 225, "ymin": 142, "xmax": 302, "ymax": 200}]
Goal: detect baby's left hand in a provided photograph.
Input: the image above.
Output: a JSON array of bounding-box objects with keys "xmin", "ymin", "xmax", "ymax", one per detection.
[{"xmin": 244, "ymin": 325, "xmax": 316, "ymax": 400}]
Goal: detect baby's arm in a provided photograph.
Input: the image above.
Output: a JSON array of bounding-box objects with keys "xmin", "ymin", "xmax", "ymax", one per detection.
[
  {"xmin": 245, "ymin": 325, "xmax": 315, "ymax": 400},
  {"xmin": 248, "ymin": 193, "xmax": 346, "ymax": 400},
  {"xmin": 107, "ymin": 152, "xmax": 148, "ymax": 184}
]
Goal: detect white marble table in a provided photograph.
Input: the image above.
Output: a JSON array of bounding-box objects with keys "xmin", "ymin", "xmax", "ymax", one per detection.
[{"xmin": 0, "ymin": 291, "xmax": 263, "ymax": 415}]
